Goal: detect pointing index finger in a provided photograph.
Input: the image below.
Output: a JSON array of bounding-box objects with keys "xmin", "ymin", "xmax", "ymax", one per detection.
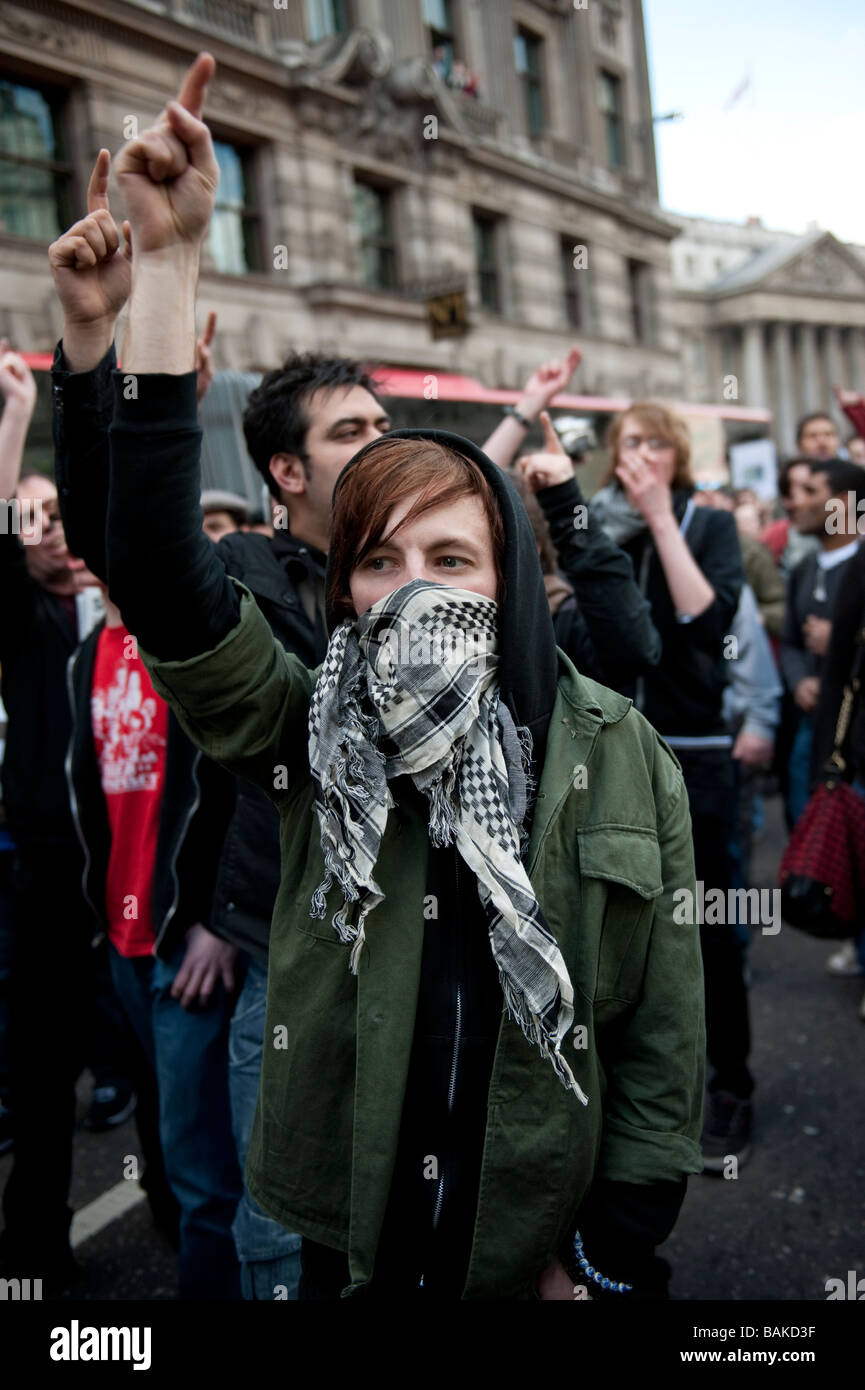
[
  {"xmin": 87, "ymin": 149, "xmax": 111, "ymax": 214},
  {"xmin": 177, "ymin": 51, "xmax": 216, "ymax": 118}
]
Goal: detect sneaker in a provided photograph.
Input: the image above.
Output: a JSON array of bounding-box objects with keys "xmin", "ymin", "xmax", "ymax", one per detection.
[
  {"xmin": 0, "ymin": 1103, "xmax": 11, "ymax": 1157},
  {"xmin": 85, "ymin": 1082, "xmax": 136, "ymax": 1131},
  {"xmin": 701, "ymin": 1090, "xmax": 753, "ymax": 1173},
  {"xmin": 825, "ymin": 942, "xmax": 862, "ymax": 976}
]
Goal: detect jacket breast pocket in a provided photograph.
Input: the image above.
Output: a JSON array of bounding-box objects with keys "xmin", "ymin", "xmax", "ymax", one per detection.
[{"xmin": 576, "ymin": 828, "xmax": 664, "ymax": 1004}]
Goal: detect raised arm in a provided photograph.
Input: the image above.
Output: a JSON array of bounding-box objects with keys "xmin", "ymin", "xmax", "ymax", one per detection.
[
  {"xmin": 521, "ymin": 413, "xmax": 661, "ymax": 683},
  {"xmin": 482, "ymin": 348, "xmax": 582, "ymax": 470},
  {"xmin": 0, "ymin": 345, "xmax": 37, "ymax": 502}
]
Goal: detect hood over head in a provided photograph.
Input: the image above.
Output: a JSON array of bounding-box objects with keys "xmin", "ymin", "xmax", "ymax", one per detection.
[{"xmin": 325, "ymin": 427, "xmax": 559, "ymax": 762}]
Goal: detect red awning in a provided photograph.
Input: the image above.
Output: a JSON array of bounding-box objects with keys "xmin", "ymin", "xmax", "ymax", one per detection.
[{"xmin": 369, "ymin": 367, "xmax": 772, "ymax": 423}]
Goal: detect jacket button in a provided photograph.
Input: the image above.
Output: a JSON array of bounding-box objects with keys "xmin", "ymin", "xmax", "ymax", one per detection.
[{"xmin": 226, "ymin": 902, "xmax": 236, "ymax": 912}]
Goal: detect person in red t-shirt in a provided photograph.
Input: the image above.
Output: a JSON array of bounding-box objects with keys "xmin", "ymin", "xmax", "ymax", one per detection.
[{"xmin": 68, "ymin": 586, "xmax": 242, "ymax": 1299}]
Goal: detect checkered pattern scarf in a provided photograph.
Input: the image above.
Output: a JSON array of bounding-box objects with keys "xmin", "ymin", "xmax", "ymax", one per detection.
[{"xmin": 307, "ymin": 579, "xmax": 587, "ymax": 1101}]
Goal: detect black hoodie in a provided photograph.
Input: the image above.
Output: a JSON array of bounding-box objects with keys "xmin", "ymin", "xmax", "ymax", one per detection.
[{"xmin": 105, "ymin": 371, "xmax": 684, "ymax": 1298}]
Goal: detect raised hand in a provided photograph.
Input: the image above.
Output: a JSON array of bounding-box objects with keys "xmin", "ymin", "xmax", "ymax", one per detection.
[
  {"xmin": 0, "ymin": 342, "xmax": 38, "ymax": 417},
  {"xmin": 519, "ymin": 411, "xmax": 575, "ymax": 493},
  {"xmin": 48, "ymin": 149, "xmax": 132, "ymax": 328},
  {"xmin": 113, "ymin": 52, "xmax": 219, "ymax": 255},
  {"xmin": 520, "ymin": 347, "xmax": 582, "ymax": 416}
]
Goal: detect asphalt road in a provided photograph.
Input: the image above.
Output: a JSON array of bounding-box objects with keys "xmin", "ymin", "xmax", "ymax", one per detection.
[{"xmin": 1, "ymin": 791, "xmax": 862, "ymax": 1302}]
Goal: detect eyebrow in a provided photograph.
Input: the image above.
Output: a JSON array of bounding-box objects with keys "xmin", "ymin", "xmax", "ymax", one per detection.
[
  {"xmin": 325, "ymin": 414, "xmax": 392, "ymax": 436},
  {"xmin": 370, "ymin": 535, "xmax": 482, "ymax": 554}
]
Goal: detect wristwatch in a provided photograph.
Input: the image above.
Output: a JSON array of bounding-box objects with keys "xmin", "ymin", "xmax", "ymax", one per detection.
[{"xmin": 503, "ymin": 404, "xmax": 532, "ymax": 430}]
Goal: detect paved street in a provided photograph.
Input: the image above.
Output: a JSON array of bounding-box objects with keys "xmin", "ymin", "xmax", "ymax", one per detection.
[{"xmin": 1, "ymin": 791, "xmax": 862, "ymax": 1303}]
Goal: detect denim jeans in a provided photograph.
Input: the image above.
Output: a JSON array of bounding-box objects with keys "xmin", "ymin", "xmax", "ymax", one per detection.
[
  {"xmin": 787, "ymin": 713, "xmax": 814, "ymax": 828},
  {"xmin": 108, "ymin": 939, "xmax": 242, "ymax": 1300},
  {"xmin": 228, "ymin": 954, "xmax": 301, "ymax": 1300}
]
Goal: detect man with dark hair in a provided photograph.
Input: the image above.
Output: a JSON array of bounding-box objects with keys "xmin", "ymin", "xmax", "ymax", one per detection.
[
  {"xmin": 779, "ymin": 458, "xmax": 865, "ymax": 823},
  {"xmin": 762, "ymin": 457, "xmax": 818, "ymax": 575},
  {"xmin": 796, "ymin": 411, "xmax": 847, "ymax": 461},
  {"xmin": 241, "ymin": 353, "xmax": 391, "ymax": 553}
]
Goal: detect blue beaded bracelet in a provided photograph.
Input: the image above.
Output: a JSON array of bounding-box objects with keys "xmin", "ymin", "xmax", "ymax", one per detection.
[{"xmin": 573, "ymin": 1229, "xmax": 632, "ymax": 1295}]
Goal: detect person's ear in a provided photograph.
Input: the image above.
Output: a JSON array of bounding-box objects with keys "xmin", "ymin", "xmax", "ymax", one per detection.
[{"xmin": 269, "ymin": 453, "xmax": 306, "ymax": 496}]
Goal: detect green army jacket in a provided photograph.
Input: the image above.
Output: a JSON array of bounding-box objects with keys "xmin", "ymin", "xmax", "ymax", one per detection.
[{"xmin": 144, "ymin": 583, "xmax": 706, "ymax": 1300}]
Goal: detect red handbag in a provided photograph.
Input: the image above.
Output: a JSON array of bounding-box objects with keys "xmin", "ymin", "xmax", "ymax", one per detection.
[{"xmin": 779, "ymin": 625, "xmax": 865, "ymax": 938}]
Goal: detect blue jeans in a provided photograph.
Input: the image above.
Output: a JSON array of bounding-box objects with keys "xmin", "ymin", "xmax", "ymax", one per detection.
[
  {"xmin": 229, "ymin": 955, "xmax": 301, "ymax": 1300},
  {"xmin": 787, "ymin": 713, "xmax": 814, "ymax": 827},
  {"xmin": 108, "ymin": 940, "xmax": 242, "ymax": 1299}
]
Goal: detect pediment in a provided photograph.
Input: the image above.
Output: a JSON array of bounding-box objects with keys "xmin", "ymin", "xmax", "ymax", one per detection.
[{"xmin": 762, "ymin": 235, "xmax": 865, "ymax": 298}]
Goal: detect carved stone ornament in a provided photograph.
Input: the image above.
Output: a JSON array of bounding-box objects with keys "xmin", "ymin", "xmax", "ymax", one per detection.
[{"xmin": 0, "ymin": 0, "xmax": 83, "ymax": 53}]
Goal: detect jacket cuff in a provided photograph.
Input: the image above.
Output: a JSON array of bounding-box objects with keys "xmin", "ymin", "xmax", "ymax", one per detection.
[
  {"xmin": 535, "ymin": 476, "xmax": 585, "ymax": 525},
  {"xmin": 52, "ymin": 340, "xmax": 117, "ymax": 417},
  {"xmin": 110, "ymin": 369, "xmax": 198, "ymax": 431}
]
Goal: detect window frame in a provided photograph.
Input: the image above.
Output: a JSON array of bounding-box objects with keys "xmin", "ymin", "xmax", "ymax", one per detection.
[
  {"xmin": 353, "ymin": 177, "xmax": 398, "ymax": 292},
  {"xmin": 0, "ymin": 73, "xmax": 74, "ymax": 242},
  {"xmin": 560, "ymin": 235, "xmax": 584, "ymax": 331},
  {"xmin": 598, "ymin": 68, "xmax": 625, "ymax": 170},
  {"xmin": 514, "ymin": 25, "xmax": 545, "ymax": 138},
  {"xmin": 306, "ymin": 0, "xmax": 350, "ymax": 43},
  {"xmin": 472, "ymin": 209, "xmax": 501, "ymax": 315},
  {"xmin": 207, "ymin": 136, "xmax": 263, "ymax": 276},
  {"xmin": 424, "ymin": 0, "xmax": 456, "ymax": 55}
]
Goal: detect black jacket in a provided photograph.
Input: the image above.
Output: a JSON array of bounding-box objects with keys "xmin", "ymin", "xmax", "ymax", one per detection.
[
  {"xmin": 67, "ymin": 621, "xmax": 235, "ymax": 959},
  {"xmin": 535, "ymin": 477, "xmax": 661, "ymax": 686},
  {"xmin": 811, "ymin": 542, "xmax": 865, "ymax": 787},
  {"xmin": 0, "ymin": 518, "xmax": 79, "ymax": 847},
  {"xmin": 52, "ymin": 341, "xmax": 329, "ymax": 958},
  {"xmin": 98, "ymin": 369, "xmax": 685, "ymax": 1297},
  {"xmin": 780, "ymin": 546, "xmax": 858, "ymax": 697},
  {"xmin": 613, "ymin": 492, "xmax": 744, "ymax": 740}
]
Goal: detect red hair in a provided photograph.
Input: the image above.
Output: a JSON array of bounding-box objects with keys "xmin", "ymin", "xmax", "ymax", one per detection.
[{"xmin": 328, "ymin": 437, "xmax": 505, "ymax": 620}]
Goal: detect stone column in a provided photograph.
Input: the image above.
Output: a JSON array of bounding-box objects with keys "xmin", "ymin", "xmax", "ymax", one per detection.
[
  {"xmin": 824, "ymin": 326, "xmax": 846, "ymax": 428},
  {"xmin": 851, "ymin": 328, "xmax": 865, "ymax": 393},
  {"xmin": 772, "ymin": 322, "xmax": 796, "ymax": 456},
  {"xmin": 742, "ymin": 321, "xmax": 768, "ymax": 408},
  {"xmin": 798, "ymin": 323, "xmax": 820, "ymax": 412}
]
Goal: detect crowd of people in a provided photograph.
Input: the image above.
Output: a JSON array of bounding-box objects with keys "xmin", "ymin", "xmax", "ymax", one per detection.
[{"xmin": 1, "ymin": 52, "xmax": 864, "ymax": 1303}]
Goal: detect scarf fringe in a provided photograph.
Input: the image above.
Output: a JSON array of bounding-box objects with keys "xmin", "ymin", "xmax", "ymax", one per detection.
[{"xmin": 499, "ymin": 971, "xmax": 589, "ymax": 1105}]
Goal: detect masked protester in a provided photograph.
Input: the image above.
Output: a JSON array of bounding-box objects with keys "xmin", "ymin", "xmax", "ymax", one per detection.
[{"xmin": 94, "ymin": 52, "xmax": 705, "ymax": 1301}]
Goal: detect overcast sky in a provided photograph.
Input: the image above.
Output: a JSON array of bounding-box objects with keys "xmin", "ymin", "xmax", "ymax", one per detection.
[{"xmin": 643, "ymin": 0, "xmax": 865, "ymax": 243}]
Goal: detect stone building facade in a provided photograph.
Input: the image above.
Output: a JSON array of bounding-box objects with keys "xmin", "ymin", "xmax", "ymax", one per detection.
[
  {"xmin": 0, "ymin": 0, "xmax": 683, "ymax": 400},
  {"xmin": 671, "ymin": 213, "xmax": 865, "ymax": 456}
]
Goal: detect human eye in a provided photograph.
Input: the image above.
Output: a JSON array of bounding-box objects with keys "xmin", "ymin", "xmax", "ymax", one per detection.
[
  {"xmin": 364, "ymin": 554, "xmax": 395, "ymax": 571},
  {"xmin": 437, "ymin": 555, "xmax": 469, "ymax": 569}
]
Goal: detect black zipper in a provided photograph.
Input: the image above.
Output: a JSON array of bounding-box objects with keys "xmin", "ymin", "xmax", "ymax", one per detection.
[{"xmin": 421, "ymin": 852, "xmax": 463, "ymax": 1289}]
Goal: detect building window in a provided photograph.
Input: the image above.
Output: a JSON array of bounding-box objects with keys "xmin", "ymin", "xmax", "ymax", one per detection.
[
  {"xmin": 306, "ymin": 0, "xmax": 348, "ymax": 42},
  {"xmin": 560, "ymin": 237, "xmax": 585, "ymax": 330},
  {"xmin": 207, "ymin": 141, "xmax": 261, "ymax": 274},
  {"xmin": 424, "ymin": 0, "xmax": 455, "ymax": 68},
  {"xmin": 473, "ymin": 211, "xmax": 501, "ymax": 314},
  {"xmin": 514, "ymin": 27, "xmax": 544, "ymax": 137},
  {"xmin": 627, "ymin": 259, "xmax": 653, "ymax": 344},
  {"xmin": 598, "ymin": 70, "xmax": 624, "ymax": 168},
  {"xmin": 0, "ymin": 77, "xmax": 72, "ymax": 240},
  {"xmin": 354, "ymin": 180, "xmax": 397, "ymax": 290}
]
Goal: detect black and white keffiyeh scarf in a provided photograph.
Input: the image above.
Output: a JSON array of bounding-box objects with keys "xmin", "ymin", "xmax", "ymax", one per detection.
[{"xmin": 307, "ymin": 578, "xmax": 587, "ymax": 1101}]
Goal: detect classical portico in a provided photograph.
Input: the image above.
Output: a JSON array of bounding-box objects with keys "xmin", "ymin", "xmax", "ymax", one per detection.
[{"xmin": 675, "ymin": 228, "xmax": 865, "ymax": 456}]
